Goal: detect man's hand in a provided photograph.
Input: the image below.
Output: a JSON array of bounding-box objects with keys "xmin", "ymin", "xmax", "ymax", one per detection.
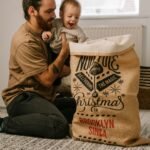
[{"xmin": 60, "ymin": 33, "xmax": 69, "ymax": 60}]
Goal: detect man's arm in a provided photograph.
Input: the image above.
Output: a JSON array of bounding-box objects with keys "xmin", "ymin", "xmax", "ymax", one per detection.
[{"xmin": 35, "ymin": 34, "xmax": 69, "ymax": 87}]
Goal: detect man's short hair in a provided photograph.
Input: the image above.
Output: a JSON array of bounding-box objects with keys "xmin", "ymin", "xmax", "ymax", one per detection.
[{"xmin": 22, "ymin": 0, "xmax": 41, "ymax": 20}]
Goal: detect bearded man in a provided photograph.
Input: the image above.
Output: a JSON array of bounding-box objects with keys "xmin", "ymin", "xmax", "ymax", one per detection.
[{"xmin": 0, "ymin": 0, "xmax": 76, "ymax": 138}]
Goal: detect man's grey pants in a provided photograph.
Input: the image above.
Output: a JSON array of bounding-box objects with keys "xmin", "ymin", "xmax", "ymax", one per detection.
[{"xmin": 2, "ymin": 92, "xmax": 76, "ymax": 138}]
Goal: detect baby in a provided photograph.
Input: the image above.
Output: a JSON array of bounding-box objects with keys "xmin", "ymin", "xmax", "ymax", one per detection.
[{"xmin": 42, "ymin": 0, "xmax": 87, "ymax": 54}]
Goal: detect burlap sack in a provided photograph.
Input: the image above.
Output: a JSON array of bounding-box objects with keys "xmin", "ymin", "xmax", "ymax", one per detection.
[{"xmin": 70, "ymin": 35, "xmax": 150, "ymax": 146}]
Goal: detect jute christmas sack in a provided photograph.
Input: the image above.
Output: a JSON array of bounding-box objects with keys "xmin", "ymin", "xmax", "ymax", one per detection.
[{"xmin": 70, "ymin": 34, "xmax": 150, "ymax": 146}]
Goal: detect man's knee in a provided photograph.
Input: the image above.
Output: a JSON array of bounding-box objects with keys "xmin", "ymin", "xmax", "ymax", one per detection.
[
  {"xmin": 55, "ymin": 118, "xmax": 69, "ymax": 138},
  {"xmin": 46, "ymin": 116, "xmax": 69, "ymax": 139}
]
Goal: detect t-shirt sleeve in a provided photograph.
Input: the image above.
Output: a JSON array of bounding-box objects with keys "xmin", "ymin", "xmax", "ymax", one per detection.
[{"xmin": 15, "ymin": 41, "xmax": 48, "ymax": 76}]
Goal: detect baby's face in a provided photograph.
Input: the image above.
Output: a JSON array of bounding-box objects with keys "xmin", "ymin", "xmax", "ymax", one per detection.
[{"xmin": 62, "ymin": 4, "xmax": 80, "ymax": 29}]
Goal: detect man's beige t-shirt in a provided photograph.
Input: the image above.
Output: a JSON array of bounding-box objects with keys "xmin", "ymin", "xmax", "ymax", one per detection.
[{"xmin": 2, "ymin": 23, "xmax": 56, "ymax": 106}]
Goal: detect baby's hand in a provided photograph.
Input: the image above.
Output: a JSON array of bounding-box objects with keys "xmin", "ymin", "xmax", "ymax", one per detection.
[{"xmin": 42, "ymin": 31, "xmax": 52, "ymax": 42}]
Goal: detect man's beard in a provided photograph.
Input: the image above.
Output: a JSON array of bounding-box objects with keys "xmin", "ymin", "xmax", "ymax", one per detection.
[{"xmin": 36, "ymin": 14, "xmax": 53, "ymax": 31}]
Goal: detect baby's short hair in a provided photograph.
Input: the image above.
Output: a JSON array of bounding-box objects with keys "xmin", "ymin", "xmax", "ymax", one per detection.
[{"xmin": 60, "ymin": 0, "xmax": 81, "ymax": 12}]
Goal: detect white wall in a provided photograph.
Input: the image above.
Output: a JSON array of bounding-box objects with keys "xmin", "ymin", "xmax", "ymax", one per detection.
[
  {"xmin": 0, "ymin": 0, "xmax": 24, "ymax": 106},
  {"xmin": 79, "ymin": 17, "xmax": 150, "ymax": 66},
  {"xmin": 0, "ymin": 0, "xmax": 150, "ymax": 106}
]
